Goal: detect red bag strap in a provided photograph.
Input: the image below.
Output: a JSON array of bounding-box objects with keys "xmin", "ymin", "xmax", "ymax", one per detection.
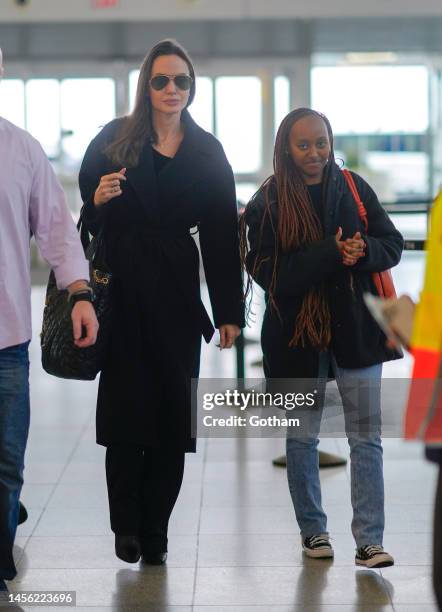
[{"xmin": 342, "ymin": 169, "xmax": 368, "ymax": 233}]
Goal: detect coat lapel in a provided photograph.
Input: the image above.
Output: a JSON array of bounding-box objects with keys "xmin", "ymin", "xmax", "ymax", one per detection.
[
  {"xmin": 157, "ymin": 111, "xmax": 215, "ymax": 201},
  {"xmin": 124, "ymin": 140, "xmax": 159, "ymax": 213},
  {"xmin": 123, "ymin": 111, "xmax": 215, "ymax": 212},
  {"xmin": 324, "ymin": 163, "xmax": 343, "ymax": 236}
]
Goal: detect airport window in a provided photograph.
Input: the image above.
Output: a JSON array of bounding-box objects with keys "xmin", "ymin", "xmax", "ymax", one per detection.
[
  {"xmin": 236, "ymin": 182, "xmax": 258, "ymax": 207},
  {"xmin": 189, "ymin": 76, "xmax": 213, "ymax": 134},
  {"xmin": 129, "ymin": 69, "xmax": 139, "ymax": 112},
  {"xmin": 60, "ymin": 78, "xmax": 115, "ymax": 164},
  {"xmin": 215, "ymin": 76, "xmax": 262, "ymax": 174},
  {"xmin": 274, "ymin": 75, "xmax": 290, "ymax": 138},
  {"xmin": 26, "ymin": 79, "xmax": 61, "ymax": 159},
  {"xmin": 311, "ymin": 65, "xmax": 429, "ymax": 134},
  {"xmin": 311, "ymin": 65, "xmax": 430, "ymax": 199},
  {"xmin": 0, "ymin": 79, "xmax": 25, "ymax": 128}
]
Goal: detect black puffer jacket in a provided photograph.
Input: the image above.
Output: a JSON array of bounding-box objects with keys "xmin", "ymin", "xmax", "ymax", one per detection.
[{"xmin": 244, "ymin": 163, "xmax": 404, "ymax": 378}]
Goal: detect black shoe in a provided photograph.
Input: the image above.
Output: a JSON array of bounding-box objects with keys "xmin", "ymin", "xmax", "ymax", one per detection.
[
  {"xmin": 272, "ymin": 452, "xmax": 347, "ymax": 469},
  {"xmin": 272, "ymin": 454, "xmax": 287, "ymax": 467},
  {"xmin": 318, "ymin": 451, "xmax": 347, "ymax": 468},
  {"xmin": 18, "ymin": 501, "xmax": 28, "ymax": 525},
  {"xmin": 141, "ymin": 551, "xmax": 167, "ymax": 565},
  {"xmin": 355, "ymin": 545, "xmax": 394, "ymax": 568},
  {"xmin": 115, "ymin": 535, "xmax": 141, "ymax": 563},
  {"xmin": 0, "ymin": 579, "xmax": 8, "ymax": 592}
]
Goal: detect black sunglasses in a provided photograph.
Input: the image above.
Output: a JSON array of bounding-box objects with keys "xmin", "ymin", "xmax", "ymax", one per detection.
[{"xmin": 150, "ymin": 74, "xmax": 193, "ymax": 91}]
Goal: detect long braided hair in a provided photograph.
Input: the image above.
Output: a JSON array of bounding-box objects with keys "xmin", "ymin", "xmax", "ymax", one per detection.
[{"xmin": 240, "ymin": 108, "xmax": 336, "ymax": 351}]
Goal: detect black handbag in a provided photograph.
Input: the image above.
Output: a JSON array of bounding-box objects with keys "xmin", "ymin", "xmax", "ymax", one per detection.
[{"xmin": 40, "ymin": 212, "xmax": 112, "ymax": 380}]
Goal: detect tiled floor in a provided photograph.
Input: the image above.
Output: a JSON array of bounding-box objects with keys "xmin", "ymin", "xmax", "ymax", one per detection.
[{"xmin": 4, "ymin": 257, "xmax": 440, "ymax": 611}]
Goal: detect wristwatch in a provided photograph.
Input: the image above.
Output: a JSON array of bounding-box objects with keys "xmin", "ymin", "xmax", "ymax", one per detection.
[{"xmin": 68, "ymin": 289, "xmax": 94, "ymax": 306}]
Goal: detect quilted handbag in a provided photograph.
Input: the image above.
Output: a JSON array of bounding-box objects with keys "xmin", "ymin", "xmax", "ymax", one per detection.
[
  {"xmin": 342, "ymin": 168, "xmax": 397, "ymax": 299},
  {"xmin": 41, "ymin": 214, "xmax": 112, "ymax": 380}
]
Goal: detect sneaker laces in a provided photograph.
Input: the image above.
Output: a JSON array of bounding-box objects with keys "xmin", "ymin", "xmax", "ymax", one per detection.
[
  {"xmin": 309, "ymin": 535, "xmax": 330, "ymax": 547},
  {"xmin": 362, "ymin": 544, "xmax": 384, "ymax": 556}
]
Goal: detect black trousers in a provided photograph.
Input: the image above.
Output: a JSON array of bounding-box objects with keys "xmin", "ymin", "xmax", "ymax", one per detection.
[
  {"xmin": 434, "ymin": 466, "xmax": 442, "ymax": 610},
  {"xmin": 105, "ymin": 445, "xmax": 185, "ymax": 552}
]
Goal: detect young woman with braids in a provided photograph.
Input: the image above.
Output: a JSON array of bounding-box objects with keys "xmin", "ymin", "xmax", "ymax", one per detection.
[{"xmin": 241, "ymin": 108, "xmax": 403, "ymax": 568}]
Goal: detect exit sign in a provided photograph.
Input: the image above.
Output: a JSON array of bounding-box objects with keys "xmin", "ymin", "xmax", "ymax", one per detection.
[{"xmin": 92, "ymin": 0, "xmax": 119, "ymax": 8}]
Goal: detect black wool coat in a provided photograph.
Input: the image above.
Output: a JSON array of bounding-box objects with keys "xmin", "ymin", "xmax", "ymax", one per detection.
[
  {"xmin": 244, "ymin": 163, "xmax": 404, "ymax": 379},
  {"xmin": 79, "ymin": 111, "xmax": 244, "ymax": 451}
]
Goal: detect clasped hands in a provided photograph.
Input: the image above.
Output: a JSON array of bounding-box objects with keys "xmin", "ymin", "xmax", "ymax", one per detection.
[{"xmin": 335, "ymin": 226, "xmax": 366, "ymax": 266}]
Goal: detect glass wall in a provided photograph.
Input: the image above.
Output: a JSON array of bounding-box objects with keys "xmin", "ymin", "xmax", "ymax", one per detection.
[
  {"xmin": 188, "ymin": 76, "xmax": 213, "ymax": 133},
  {"xmin": 0, "ymin": 58, "xmax": 436, "ymax": 215},
  {"xmin": 26, "ymin": 79, "xmax": 60, "ymax": 159},
  {"xmin": 60, "ymin": 78, "xmax": 115, "ymax": 166},
  {"xmin": 215, "ymin": 76, "xmax": 262, "ymax": 174},
  {"xmin": 311, "ymin": 64, "xmax": 430, "ymax": 202},
  {"xmin": 0, "ymin": 76, "xmax": 115, "ymax": 167},
  {"xmin": 274, "ymin": 75, "xmax": 290, "ymax": 137},
  {"xmin": 0, "ymin": 79, "xmax": 25, "ymax": 128}
]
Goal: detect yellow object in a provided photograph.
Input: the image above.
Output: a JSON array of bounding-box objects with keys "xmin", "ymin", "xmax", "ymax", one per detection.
[
  {"xmin": 405, "ymin": 191, "xmax": 442, "ymax": 442},
  {"xmin": 411, "ymin": 192, "xmax": 442, "ymax": 353}
]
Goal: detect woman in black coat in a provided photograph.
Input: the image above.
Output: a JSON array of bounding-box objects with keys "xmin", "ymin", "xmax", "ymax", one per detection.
[
  {"xmin": 79, "ymin": 39, "xmax": 243, "ymax": 564},
  {"xmin": 242, "ymin": 108, "xmax": 403, "ymax": 568}
]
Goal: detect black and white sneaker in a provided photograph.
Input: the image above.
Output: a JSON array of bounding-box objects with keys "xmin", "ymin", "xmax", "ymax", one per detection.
[
  {"xmin": 302, "ymin": 534, "xmax": 334, "ymax": 558},
  {"xmin": 355, "ymin": 545, "xmax": 394, "ymax": 568}
]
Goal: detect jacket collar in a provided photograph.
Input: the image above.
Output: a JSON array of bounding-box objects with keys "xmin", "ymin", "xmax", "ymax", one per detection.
[
  {"xmin": 124, "ymin": 110, "xmax": 217, "ymax": 212},
  {"xmin": 179, "ymin": 109, "xmax": 217, "ymax": 155},
  {"xmin": 124, "ymin": 139, "xmax": 158, "ymax": 213},
  {"xmin": 323, "ymin": 162, "xmax": 345, "ymax": 235},
  {"xmin": 158, "ymin": 110, "xmax": 217, "ymax": 200}
]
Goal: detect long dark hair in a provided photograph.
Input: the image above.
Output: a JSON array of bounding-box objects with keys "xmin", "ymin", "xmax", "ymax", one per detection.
[
  {"xmin": 241, "ymin": 108, "xmax": 336, "ymax": 351},
  {"xmin": 104, "ymin": 39, "xmax": 196, "ymax": 168}
]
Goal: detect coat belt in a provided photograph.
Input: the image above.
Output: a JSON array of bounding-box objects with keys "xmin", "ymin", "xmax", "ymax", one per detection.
[{"xmin": 114, "ymin": 226, "xmax": 215, "ymax": 343}]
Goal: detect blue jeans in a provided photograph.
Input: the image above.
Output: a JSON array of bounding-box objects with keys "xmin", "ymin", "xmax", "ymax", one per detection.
[
  {"xmin": 0, "ymin": 342, "xmax": 30, "ymax": 580},
  {"xmin": 286, "ymin": 354, "xmax": 384, "ymax": 548}
]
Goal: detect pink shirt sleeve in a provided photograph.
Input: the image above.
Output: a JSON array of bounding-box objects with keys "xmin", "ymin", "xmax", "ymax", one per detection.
[{"xmin": 28, "ymin": 140, "xmax": 90, "ymax": 290}]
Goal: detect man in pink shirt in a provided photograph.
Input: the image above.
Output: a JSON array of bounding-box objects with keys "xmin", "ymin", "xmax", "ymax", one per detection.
[{"xmin": 0, "ymin": 48, "xmax": 99, "ymax": 593}]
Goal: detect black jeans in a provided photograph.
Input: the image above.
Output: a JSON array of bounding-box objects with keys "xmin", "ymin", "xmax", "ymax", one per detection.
[{"xmin": 105, "ymin": 445, "xmax": 185, "ymax": 552}]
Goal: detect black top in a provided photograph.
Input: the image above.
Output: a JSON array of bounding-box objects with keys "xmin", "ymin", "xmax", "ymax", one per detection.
[
  {"xmin": 307, "ymin": 182, "xmax": 323, "ymax": 229},
  {"xmin": 152, "ymin": 147, "xmax": 172, "ymax": 175}
]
